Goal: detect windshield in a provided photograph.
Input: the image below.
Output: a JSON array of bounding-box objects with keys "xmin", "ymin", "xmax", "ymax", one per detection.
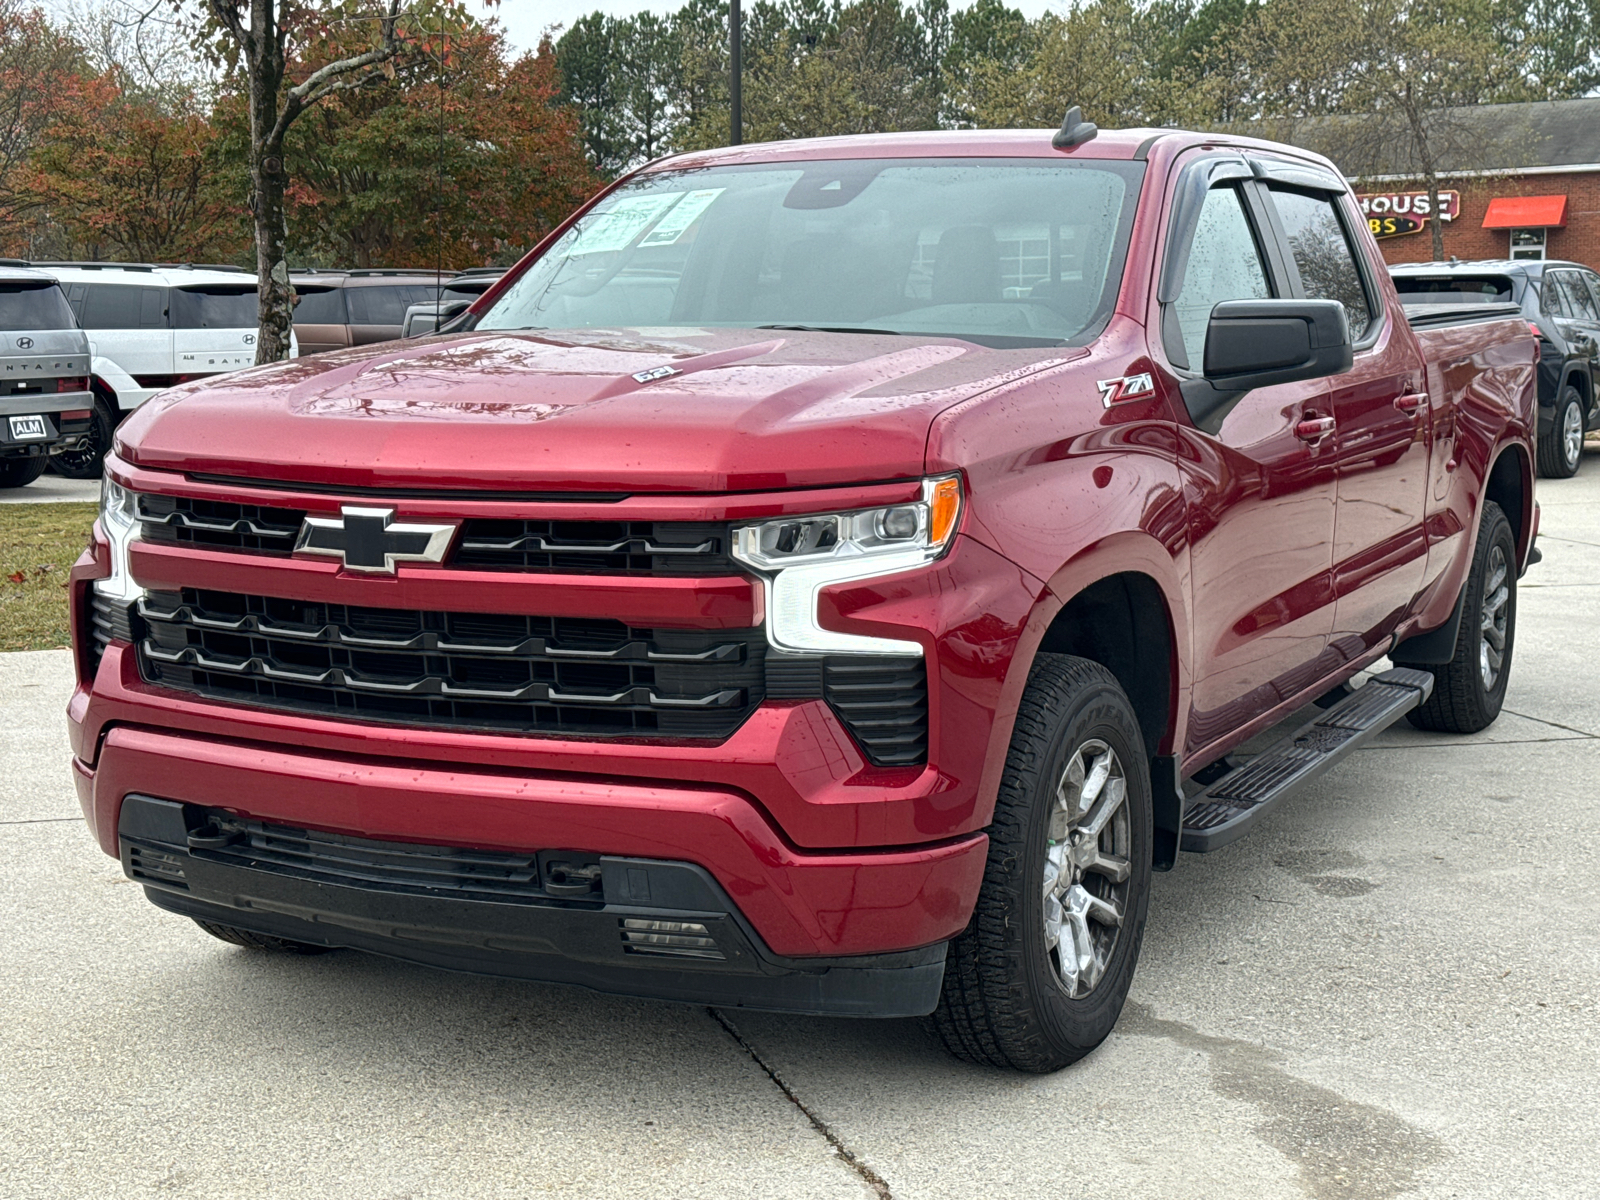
[
  {"xmin": 0, "ymin": 281, "xmax": 76, "ymax": 330},
  {"xmin": 477, "ymin": 158, "xmax": 1144, "ymax": 347}
]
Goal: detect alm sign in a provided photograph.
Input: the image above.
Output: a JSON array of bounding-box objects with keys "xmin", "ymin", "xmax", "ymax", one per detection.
[{"xmin": 1356, "ymin": 190, "xmax": 1462, "ymax": 239}]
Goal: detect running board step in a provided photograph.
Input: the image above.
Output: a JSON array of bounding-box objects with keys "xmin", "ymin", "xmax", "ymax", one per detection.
[{"xmin": 1180, "ymin": 668, "xmax": 1435, "ymax": 853}]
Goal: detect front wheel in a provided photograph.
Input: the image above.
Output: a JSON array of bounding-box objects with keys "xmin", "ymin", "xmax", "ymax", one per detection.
[
  {"xmin": 933, "ymin": 654, "xmax": 1152, "ymax": 1073},
  {"xmin": 1398, "ymin": 501, "xmax": 1516, "ymax": 734},
  {"xmin": 1537, "ymin": 385, "xmax": 1585, "ymax": 478}
]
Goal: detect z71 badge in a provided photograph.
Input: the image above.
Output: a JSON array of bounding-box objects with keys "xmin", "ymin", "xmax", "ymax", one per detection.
[{"xmin": 1096, "ymin": 372, "xmax": 1155, "ymax": 406}]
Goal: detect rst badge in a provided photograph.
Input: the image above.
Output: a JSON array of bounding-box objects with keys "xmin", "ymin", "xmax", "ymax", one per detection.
[
  {"xmin": 294, "ymin": 506, "xmax": 455, "ymax": 574},
  {"xmin": 1095, "ymin": 372, "xmax": 1155, "ymax": 407}
]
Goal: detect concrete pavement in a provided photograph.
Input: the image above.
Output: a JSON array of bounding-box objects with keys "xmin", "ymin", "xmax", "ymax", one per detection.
[
  {"xmin": 3, "ymin": 454, "xmax": 1598, "ymax": 1199},
  {"xmin": 0, "ymin": 473, "xmax": 100, "ymax": 504}
]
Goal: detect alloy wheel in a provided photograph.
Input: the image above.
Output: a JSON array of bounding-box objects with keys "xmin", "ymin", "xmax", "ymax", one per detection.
[
  {"xmin": 1563, "ymin": 398, "xmax": 1584, "ymax": 470},
  {"xmin": 1479, "ymin": 543, "xmax": 1510, "ymax": 691},
  {"xmin": 1042, "ymin": 738, "xmax": 1132, "ymax": 999}
]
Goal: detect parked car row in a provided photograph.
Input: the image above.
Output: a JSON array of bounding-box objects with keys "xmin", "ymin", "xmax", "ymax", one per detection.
[
  {"xmin": 1390, "ymin": 258, "xmax": 1600, "ymax": 477},
  {"xmin": 0, "ymin": 260, "xmax": 505, "ymax": 485}
]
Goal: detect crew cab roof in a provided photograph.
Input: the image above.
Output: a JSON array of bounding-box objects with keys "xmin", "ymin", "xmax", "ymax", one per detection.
[{"xmin": 641, "ymin": 125, "xmax": 1348, "ymax": 173}]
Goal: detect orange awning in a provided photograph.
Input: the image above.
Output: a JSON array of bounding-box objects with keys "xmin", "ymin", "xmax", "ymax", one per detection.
[{"xmin": 1482, "ymin": 195, "xmax": 1568, "ymax": 229}]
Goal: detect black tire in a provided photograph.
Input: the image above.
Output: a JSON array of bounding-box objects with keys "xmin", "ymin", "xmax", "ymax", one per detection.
[
  {"xmin": 933, "ymin": 654, "xmax": 1152, "ymax": 1073},
  {"xmin": 1398, "ymin": 501, "xmax": 1516, "ymax": 734},
  {"xmin": 1536, "ymin": 384, "xmax": 1584, "ymax": 478},
  {"xmin": 0, "ymin": 456, "xmax": 49, "ymax": 489},
  {"xmin": 50, "ymin": 394, "xmax": 115, "ymax": 480},
  {"xmin": 192, "ymin": 919, "xmax": 335, "ymax": 955}
]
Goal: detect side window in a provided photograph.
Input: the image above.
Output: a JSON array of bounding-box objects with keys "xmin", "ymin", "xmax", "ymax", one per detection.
[
  {"xmin": 291, "ymin": 287, "xmax": 346, "ymax": 324},
  {"xmin": 80, "ymin": 284, "xmax": 145, "ymax": 329},
  {"xmin": 347, "ymin": 285, "xmax": 437, "ymax": 325},
  {"xmin": 1539, "ymin": 275, "xmax": 1571, "ymax": 319},
  {"xmin": 1268, "ymin": 187, "xmax": 1373, "ymax": 342},
  {"xmin": 65, "ymin": 283, "xmax": 87, "ymax": 323},
  {"xmin": 1553, "ymin": 271, "xmax": 1599, "ymax": 322},
  {"xmin": 139, "ymin": 287, "xmax": 167, "ymax": 328},
  {"xmin": 1171, "ymin": 186, "xmax": 1271, "ymax": 369},
  {"xmin": 1582, "ymin": 271, "xmax": 1600, "ymax": 317}
]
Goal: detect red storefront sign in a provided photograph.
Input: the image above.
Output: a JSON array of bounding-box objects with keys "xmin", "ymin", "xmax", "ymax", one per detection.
[{"xmin": 1355, "ymin": 190, "xmax": 1462, "ymax": 239}]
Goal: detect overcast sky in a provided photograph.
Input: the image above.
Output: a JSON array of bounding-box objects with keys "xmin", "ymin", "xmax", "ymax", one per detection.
[{"xmin": 493, "ymin": 0, "xmax": 1063, "ymax": 53}]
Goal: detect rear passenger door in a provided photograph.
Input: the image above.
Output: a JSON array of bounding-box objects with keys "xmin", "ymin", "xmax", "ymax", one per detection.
[
  {"xmin": 76, "ymin": 282, "xmax": 173, "ymax": 380},
  {"xmin": 1260, "ymin": 178, "xmax": 1429, "ymax": 660}
]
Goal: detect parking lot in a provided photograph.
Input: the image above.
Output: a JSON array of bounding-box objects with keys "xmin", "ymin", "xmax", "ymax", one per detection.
[{"xmin": 3, "ymin": 455, "xmax": 1597, "ymax": 1200}]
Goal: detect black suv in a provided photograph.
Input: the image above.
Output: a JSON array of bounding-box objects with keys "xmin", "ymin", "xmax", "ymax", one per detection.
[{"xmin": 1390, "ymin": 259, "xmax": 1599, "ymax": 477}]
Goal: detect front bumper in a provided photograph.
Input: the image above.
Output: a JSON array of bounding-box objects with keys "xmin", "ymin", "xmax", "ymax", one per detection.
[{"xmin": 116, "ymin": 794, "xmax": 947, "ymax": 1017}]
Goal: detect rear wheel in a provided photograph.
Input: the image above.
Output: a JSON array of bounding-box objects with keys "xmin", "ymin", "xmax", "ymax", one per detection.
[
  {"xmin": 1537, "ymin": 385, "xmax": 1585, "ymax": 478},
  {"xmin": 0, "ymin": 456, "xmax": 49, "ymax": 489},
  {"xmin": 50, "ymin": 394, "xmax": 115, "ymax": 480},
  {"xmin": 1398, "ymin": 501, "xmax": 1516, "ymax": 734},
  {"xmin": 193, "ymin": 919, "xmax": 335, "ymax": 955},
  {"xmin": 933, "ymin": 654, "xmax": 1152, "ymax": 1073}
]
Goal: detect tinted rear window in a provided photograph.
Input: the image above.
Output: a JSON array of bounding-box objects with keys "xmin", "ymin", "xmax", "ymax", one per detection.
[
  {"xmin": 1391, "ymin": 274, "xmax": 1515, "ymax": 304},
  {"xmin": 346, "ymin": 285, "xmax": 440, "ymax": 325},
  {"xmin": 293, "ymin": 287, "xmax": 346, "ymax": 324},
  {"xmin": 170, "ymin": 287, "xmax": 257, "ymax": 329},
  {"xmin": 79, "ymin": 284, "xmax": 167, "ymax": 329},
  {"xmin": 0, "ymin": 281, "xmax": 76, "ymax": 330}
]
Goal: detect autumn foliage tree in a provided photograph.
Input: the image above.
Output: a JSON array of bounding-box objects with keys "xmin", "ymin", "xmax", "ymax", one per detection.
[{"xmin": 279, "ymin": 28, "xmax": 595, "ymax": 269}]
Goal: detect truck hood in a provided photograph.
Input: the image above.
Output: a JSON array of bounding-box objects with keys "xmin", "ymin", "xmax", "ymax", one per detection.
[{"xmin": 118, "ymin": 328, "xmax": 1078, "ymax": 493}]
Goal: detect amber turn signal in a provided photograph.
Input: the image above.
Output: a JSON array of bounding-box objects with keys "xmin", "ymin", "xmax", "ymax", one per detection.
[{"xmin": 927, "ymin": 476, "xmax": 962, "ymax": 548}]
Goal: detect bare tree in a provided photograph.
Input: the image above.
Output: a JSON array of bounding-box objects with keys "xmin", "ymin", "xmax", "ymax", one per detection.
[{"xmin": 180, "ymin": 0, "xmax": 415, "ymax": 362}]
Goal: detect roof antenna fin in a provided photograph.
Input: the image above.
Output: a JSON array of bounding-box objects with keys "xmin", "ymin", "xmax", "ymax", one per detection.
[{"xmin": 1052, "ymin": 105, "xmax": 1098, "ymax": 150}]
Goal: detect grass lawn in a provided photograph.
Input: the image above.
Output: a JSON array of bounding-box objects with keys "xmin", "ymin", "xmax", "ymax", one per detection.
[{"xmin": 0, "ymin": 502, "xmax": 96, "ymax": 651}]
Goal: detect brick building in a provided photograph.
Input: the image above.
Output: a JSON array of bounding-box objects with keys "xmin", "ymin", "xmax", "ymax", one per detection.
[{"xmin": 1291, "ymin": 99, "xmax": 1600, "ymax": 269}]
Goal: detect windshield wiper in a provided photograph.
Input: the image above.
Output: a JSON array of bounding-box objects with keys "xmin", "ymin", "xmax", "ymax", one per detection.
[{"xmin": 756, "ymin": 323, "xmax": 904, "ymax": 336}]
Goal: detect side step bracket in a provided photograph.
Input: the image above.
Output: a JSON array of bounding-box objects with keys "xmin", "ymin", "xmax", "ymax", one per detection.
[{"xmin": 1180, "ymin": 668, "xmax": 1434, "ymax": 853}]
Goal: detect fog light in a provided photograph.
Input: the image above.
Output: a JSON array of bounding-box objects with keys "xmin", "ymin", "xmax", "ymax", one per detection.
[{"xmin": 620, "ymin": 918, "xmax": 726, "ymax": 960}]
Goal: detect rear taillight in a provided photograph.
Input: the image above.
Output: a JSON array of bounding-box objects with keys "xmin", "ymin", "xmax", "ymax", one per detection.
[
  {"xmin": 56, "ymin": 376, "xmax": 88, "ymax": 392},
  {"xmin": 58, "ymin": 409, "xmax": 91, "ymax": 421}
]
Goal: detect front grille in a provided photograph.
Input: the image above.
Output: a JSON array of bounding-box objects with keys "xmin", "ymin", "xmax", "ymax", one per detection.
[
  {"xmin": 138, "ymin": 494, "xmax": 302, "ymax": 554},
  {"xmin": 454, "ymin": 519, "xmax": 735, "ymax": 575},
  {"xmin": 181, "ymin": 811, "xmax": 599, "ymax": 907},
  {"xmin": 136, "ymin": 589, "xmax": 765, "ymax": 738},
  {"xmin": 135, "ymin": 494, "xmax": 736, "ymax": 576}
]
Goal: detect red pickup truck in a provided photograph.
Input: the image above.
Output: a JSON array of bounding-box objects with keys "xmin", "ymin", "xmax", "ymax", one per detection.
[{"xmin": 68, "ymin": 118, "xmax": 1538, "ymax": 1073}]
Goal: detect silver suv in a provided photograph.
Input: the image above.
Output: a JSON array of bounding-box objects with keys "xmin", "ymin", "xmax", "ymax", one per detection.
[{"xmin": 0, "ymin": 266, "xmax": 93, "ymax": 489}]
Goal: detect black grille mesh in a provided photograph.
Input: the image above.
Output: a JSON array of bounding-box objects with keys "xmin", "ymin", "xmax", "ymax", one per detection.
[
  {"xmin": 137, "ymin": 589, "xmax": 766, "ymax": 738},
  {"xmin": 134, "ymin": 495, "xmax": 736, "ymax": 576},
  {"xmin": 822, "ymin": 657, "xmax": 929, "ymax": 767}
]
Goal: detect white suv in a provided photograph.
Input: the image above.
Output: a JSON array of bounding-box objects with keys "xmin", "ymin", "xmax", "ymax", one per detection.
[{"xmin": 37, "ymin": 263, "xmax": 297, "ymax": 477}]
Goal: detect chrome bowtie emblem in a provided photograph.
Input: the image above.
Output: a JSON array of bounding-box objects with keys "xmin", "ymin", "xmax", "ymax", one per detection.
[{"xmin": 294, "ymin": 506, "xmax": 455, "ymax": 574}]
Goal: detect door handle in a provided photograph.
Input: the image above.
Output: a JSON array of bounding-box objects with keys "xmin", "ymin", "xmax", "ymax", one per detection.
[
  {"xmin": 1295, "ymin": 415, "xmax": 1336, "ymax": 441},
  {"xmin": 1394, "ymin": 392, "xmax": 1427, "ymax": 414}
]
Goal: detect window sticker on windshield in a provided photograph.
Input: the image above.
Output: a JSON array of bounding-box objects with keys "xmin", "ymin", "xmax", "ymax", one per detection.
[
  {"xmin": 639, "ymin": 189, "xmax": 725, "ymax": 247},
  {"xmin": 569, "ymin": 193, "xmax": 686, "ymax": 255}
]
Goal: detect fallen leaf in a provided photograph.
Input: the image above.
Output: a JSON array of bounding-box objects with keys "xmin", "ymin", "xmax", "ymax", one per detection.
[{"xmin": 6, "ymin": 571, "xmax": 25, "ymax": 584}]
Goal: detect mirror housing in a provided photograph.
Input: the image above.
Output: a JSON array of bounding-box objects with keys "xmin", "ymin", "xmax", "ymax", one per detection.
[
  {"xmin": 1202, "ymin": 299, "xmax": 1352, "ymax": 390},
  {"xmin": 403, "ymin": 298, "xmax": 472, "ymax": 338}
]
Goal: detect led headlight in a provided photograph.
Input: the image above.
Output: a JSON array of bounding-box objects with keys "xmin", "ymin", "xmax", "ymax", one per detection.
[
  {"xmin": 732, "ymin": 475, "xmax": 962, "ymax": 655},
  {"xmin": 95, "ymin": 476, "xmax": 145, "ymax": 604}
]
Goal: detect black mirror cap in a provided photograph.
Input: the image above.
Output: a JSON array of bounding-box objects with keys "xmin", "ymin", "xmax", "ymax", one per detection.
[{"xmin": 1202, "ymin": 299, "xmax": 1353, "ymax": 390}]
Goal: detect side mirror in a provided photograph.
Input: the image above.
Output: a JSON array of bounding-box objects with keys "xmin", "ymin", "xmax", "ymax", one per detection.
[
  {"xmin": 403, "ymin": 298, "xmax": 472, "ymax": 338},
  {"xmin": 1203, "ymin": 299, "xmax": 1352, "ymax": 390}
]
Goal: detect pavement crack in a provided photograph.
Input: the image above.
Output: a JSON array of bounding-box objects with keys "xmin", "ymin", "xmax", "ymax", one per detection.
[
  {"xmin": 1501, "ymin": 708, "xmax": 1600, "ymax": 739},
  {"xmin": 1119, "ymin": 1002, "xmax": 1442, "ymax": 1200},
  {"xmin": 0, "ymin": 816, "xmax": 83, "ymax": 825},
  {"xmin": 707, "ymin": 1007, "xmax": 892, "ymax": 1199}
]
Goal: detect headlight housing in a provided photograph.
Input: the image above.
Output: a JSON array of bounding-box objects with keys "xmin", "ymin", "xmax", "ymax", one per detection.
[
  {"xmin": 95, "ymin": 476, "xmax": 145, "ymax": 604},
  {"xmin": 732, "ymin": 475, "xmax": 961, "ymax": 656}
]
